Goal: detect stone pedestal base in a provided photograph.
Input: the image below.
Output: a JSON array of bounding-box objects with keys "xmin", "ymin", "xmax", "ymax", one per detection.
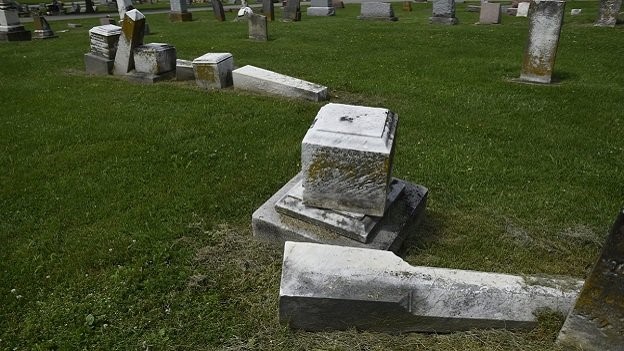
[
  {"xmin": 252, "ymin": 173, "xmax": 428, "ymax": 252},
  {"xmin": 0, "ymin": 27, "xmax": 31, "ymax": 41},
  {"xmin": 307, "ymin": 6, "xmax": 335, "ymax": 16},
  {"xmin": 429, "ymin": 16, "xmax": 458, "ymax": 24},
  {"xmin": 33, "ymin": 29, "xmax": 57, "ymax": 39},
  {"xmin": 126, "ymin": 70, "xmax": 176, "ymax": 83},
  {"xmin": 169, "ymin": 11, "xmax": 192, "ymax": 21},
  {"xmin": 84, "ymin": 53, "xmax": 114, "ymax": 75}
]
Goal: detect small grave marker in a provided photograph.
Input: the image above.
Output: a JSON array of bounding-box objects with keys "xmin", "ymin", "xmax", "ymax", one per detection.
[{"xmin": 248, "ymin": 13, "xmax": 268, "ymax": 41}]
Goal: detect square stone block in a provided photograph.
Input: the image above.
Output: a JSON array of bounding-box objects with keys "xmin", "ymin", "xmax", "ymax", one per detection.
[
  {"xmin": 301, "ymin": 103, "xmax": 398, "ymax": 217},
  {"xmin": 133, "ymin": 43, "xmax": 176, "ymax": 75},
  {"xmin": 192, "ymin": 52, "xmax": 234, "ymax": 89},
  {"xmin": 84, "ymin": 53, "xmax": 114, "ymax": 75}
]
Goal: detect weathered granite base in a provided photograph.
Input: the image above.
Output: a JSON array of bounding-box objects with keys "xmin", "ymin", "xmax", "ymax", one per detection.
[
  {"xmin": 84, "ymin": 53, "xmax": 114, "ymax": 75},
  {"xmin": 252, "ymin": 173, "xmax": 428, "ymax": 252},
  {"xmin": 279, "ymin": 241, "xmax": 584, "ymax": 333},
  {"xmin": 233, "ymin": 65, "xmax": 328, "ymax": 101},
  {"xmin": 169, "ymin": 11, "xmax": 192, "ymax": 21},
  {"xmin": 0, "ymin": 28, "xmax": 31, "ymax": 41},
  {"xmin": 429, "ymin": 16, "xmax": 458, "ymax": 24},
  {"xmin": 125, "ymin": 70, "xmax": 176, "ymax": 83},
  {"xmin": 307, "ymin": 7, "xmax": 335, "ymax": 16}
]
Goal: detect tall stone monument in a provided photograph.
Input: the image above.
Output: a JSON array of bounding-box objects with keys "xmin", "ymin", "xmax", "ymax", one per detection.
[
  {"xmin": 32, "ymin": 14, "xmax": 57, "ymax": 39},
  {"xmin": 212, "ymin": 0, "xmax": 226, "ymax": 21},
  {"xmin": 430, "ymin": 0, "xmax": 458, "ymax": 24},
  {"xmin": 0, "ymin": 0, "xmax": 31, "ymax": 41},
  {"xmin": 357, "ymin": 2, "xmax": 398, "ymax": 21},
  {"xmin": 252, "ymin": 103, "xmax": 428, "ymax": 251},
  {"xmin": 113, "ymin": 9, "xmax": 145, "ymax": 75},
  {"xmin": 518, "ymin": 0, "xmax": 565, "ymax": 84},
  {"xmin": 262, "ymin": 0, "xmax": 274, "ymax": 21},
  {"xmin": 169, "ymin": 0, "xmax": 192, "ymax": 21},
  {"xmin": 557, "ymin": 209, "xmax": 624, "ymax": 350},
  {"xmin": 594, "ymin": 0, "xmax": 622, "ymax": 27},
  {"xmin": 282, "ymin": 0, "xmax": 301, "ymax": 21},
  {"xmin": 307, "ymin": 0, "xmax": 335, "ymax": 16},
  {"xmin": 85, "ymin": 24, "xmax": 122, "ymax": 75}
]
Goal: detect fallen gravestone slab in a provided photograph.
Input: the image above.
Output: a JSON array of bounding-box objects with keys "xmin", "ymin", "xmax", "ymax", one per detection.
[
  {"xmin": 556, "ymin": 209, "xmax": 624, "ymax": 350},
  {"xmin": 232, "ymin": 65, "xmax": 328, "ymax": 101},
  {"xmin": 280, "ymin": 241, "xmax": 583, "ymax": 333}
]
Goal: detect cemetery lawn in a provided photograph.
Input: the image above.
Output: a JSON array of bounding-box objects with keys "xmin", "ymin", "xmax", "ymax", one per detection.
[{"xmin": 1, "ymin": 1, "xmax": 622, "ymax": 350}]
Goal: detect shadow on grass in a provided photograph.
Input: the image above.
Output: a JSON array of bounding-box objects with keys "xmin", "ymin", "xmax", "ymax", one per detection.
[{"xmin": 398, "ymin": 209, "xmax": 447, "ymax": 259}]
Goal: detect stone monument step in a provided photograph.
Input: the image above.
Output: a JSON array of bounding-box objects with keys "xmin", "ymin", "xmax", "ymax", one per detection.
[{"xmin": 232, "ymin": 65, "xmax": 328, "ymax": 102}]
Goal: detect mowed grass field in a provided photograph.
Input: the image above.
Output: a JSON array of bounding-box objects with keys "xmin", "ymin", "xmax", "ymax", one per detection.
[{"xmin": 1, "ymin": 2, "xmax": 622, "ymax": 349}]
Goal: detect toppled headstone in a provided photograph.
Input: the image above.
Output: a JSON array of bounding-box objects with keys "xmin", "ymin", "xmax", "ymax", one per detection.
[
  {"xmin": 0, "ymin": 0, "xmax": 31, "ymax": 41},
  {"xmin": 248, "ymin": 13, "xmax": 268, "ymax": 41},
  {"xmin": 357, "ymin": 2, "xmax": 398, "ymax": 21},
  {"xmin": 570, "ymin": 8, "xmax": 582, "ymax": 15},
  {"xmin": 169, "ymin": 0, "xmax": 192, "ymax": 21},
  {"xmin": 595, "ymin": 0, "xmax": 622, "ymax": 27},
  {"xmin": 307, "ymin": 0, "xmax": 335, "ymax": 16},
  {"xmin": 282, "ymin": 0, "xmax": 301, "ymax": 21},
  {"xmin": 430, "ymin": 0, "xmax": 458, "ymax": 24},
  {"xmin": 85, "ymin": 24, "xmax": 121, "ymax": 75},
  {"xmin": 556, "ymin": 209, "xmax": 624, "ymax": 350},
  {"xmin": 233, "ymin": 65, "xmax": 327, "ymax": 101},
  {"xmin": 129, "ymin": 43, "xmax": 177, "ymax": 83},
  {"xmin": 113, "ymin": 9, "xmax": 145, "ymax": 75},
  {"xmin": 479, "ymin": 2, "xmax": 501, "ymax": 24},
  {"xmin": 176, "ymin": 59, "xmax": 195, "ymax": 81},
  {"xmin": 192, "ymin": 52, "xmax": 234, "ymax": 89},
  {"xmin": 518, "ymin": 0, "xmax": 565, "ymax": 84},
  {"xmin": 32, "ymin": 14, "xmax": 57, "ymax": 39},
  {"xmin": 516, "ymin": 1, "xmax": 530, "ymax": 16},
  {"xmin": 212, "ymin": 0, "xmax": 226, "ymax": 21},
  {"xmin": 280, "ymin": 241, "xmax": 583, "ymax": 333},
  {"xmin": 262, "ymin": 0, "xmax": 274, "ymax": 21}
]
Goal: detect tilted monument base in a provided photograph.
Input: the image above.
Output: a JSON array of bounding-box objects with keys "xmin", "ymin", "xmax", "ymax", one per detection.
[
  {"xmin": 307, "ymin": 7, "xmax": 335, "ymax": 16},
  {"xmin": 429, "ymin": 16, "xmax": 458, "ymax": 24},
  {"xmin": 252, "ymin": 173, "xmax": 428, "ymax": 252},
  {"xmin": 169, "ymin": 11, "xmax": 192, "ymax": 22},
  {"xmin": 84, "ymin": 53, "xmax": 114, "ymax": 75},
  {"xmin": 125, "ymin": 70, "xmax": 176, "ymax": 84},
  {"xmin": 280, "ymin": 241, "xmax": 584, "ymax": 333}
]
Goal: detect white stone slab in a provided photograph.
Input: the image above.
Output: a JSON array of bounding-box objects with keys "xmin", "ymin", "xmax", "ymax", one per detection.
[
  {"xmin": 516, "ymin": 1, "xmax": 530, "ymax": 16},
  {"xmin": 133, "ymin": 43, "xmax": 176, "ymax": 75},
  {"xmin": 232, "ymin": 65, "xmax": 328, "ymax": 102},
  {"xmin": 357, "ymin": 2, "xmax": 397, "ymax": 20},
  {"xmin": 116, "ymin": 0, "xmax": 133, "ymax": 20},
  {"xmin": 192, "ymin": 52, "xmax": 234, "ymax": 89},
  {"xmin": 301, "ymin": 103, "xmax": 397, "ymax": 216},
  {"xmin": 280, "ymin": 241, "xmax": 584, "ymax": 333},
  {"xmin": 307, "ymin": 6, "xmax": 336, "ymax": 16},
  {"xmin": 89, "ymin": 24, "xmax": 121, "ymax": 36}
]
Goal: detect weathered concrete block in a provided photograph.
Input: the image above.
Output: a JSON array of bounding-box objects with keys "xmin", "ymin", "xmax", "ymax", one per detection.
[
  {"xmin": 192, "ymin": 52, "xmax": 234, "ymax": 89},
  {"xmin": 133, "ymin": 43, "xmax": 176, "ymax": 75},
  {"xmin": 301, "ymin": 103, "xmax": 397, "ymax": 216},
  {"xmin": 556, "ymin": 209, "xmax": 624, "ymax": 350},
  {"xmin": 595, "ymin": 0, "xmax": 622, "ymax": 27},
  {"xmin": 252, "ymin": 173, "xmax": 428, "ymax": 251},
  {"xmin": 516, "ymin": 1, "xmax": 530, "ymax": 16},
  {"xmin": 113, "ymin": 9, "xmax": 145, "ymax": 75},
  {"xmin": 518, "ymin": 0, "xmax": 565, "ymax": 84},
  {"xmin": 307, "ymin": 6, "xmax": 335, "ymax": 16},
  {"xmin": 89, "ymin": 24, "xmax": 121, "ymax": 59},
  {"xmin": 357, "ymin": 2, "xmax": 398, "ymax": 21},
  {"xmin": 479, "ymin": 2, "xmax": 501, "ymax": 24},
  {"xmin": 279, "ymin": 241, "xmax": 583, "ymax": 333},
  {"xmin": 248, "ymin": 13, "xmax": 268, "ymax": 41},
  {"xmin": 232, "ymin": 65, "xmax": 328, "ymax": 101},
  {"xmin": 84, "ymin": 53, "xmax": 114, "ymax": 75},
  {"xmin": 176, "ymin": 59, "xmax": 195, "ymax": 81},
  {"xmin": 430, "ymin": 0, "xmax": 458, "ymax": 24}
]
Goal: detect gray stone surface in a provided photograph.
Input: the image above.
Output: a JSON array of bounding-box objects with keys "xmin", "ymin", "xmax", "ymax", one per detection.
[
  {"xmin": 301, "ymin": 103, "xmax": 397, "ymax": 216},
  {"xmin": 170, "ymin": 0, "xmax": 188, "ymax": 13},
  {"xmin": 0, "ymin": 4, "xmax": 31, "ymax": 41},
  {"xmin": 430, "ymin": 0, "xmax": 457, "ymax": 24},
  {"xmin": 595, "ymin": 0, "xmax": 622, "ymax": 27},
  {"xmin": 262, "ymin": 0, "xmax": 274, "ymax": 21},
  {"xmin": 311, "ymin": 0, "xmax": 331, "ymax": 6},
  {"xmin": 357, "ymin": 2, "xmax": 398, "ymax": 21},
  {"xmin": 282, "ymin": 0, "xmax": 301, "ymax": 21},
  {"xmin": 279, "ymin": 241, "xmax": 583, "ymax": 333},
  {"xmin": 84, "ymin": 53, "xmax": 114, "ymax": 75},
  {"xmin": 32, "ymin": 14, "xmax": 56, "ymax": 39},
  {"xmin": 516, "ymin": 1, "xmax": 530, "ymax": 16},
  {"xmin": 556, "ymin": 209, "xmax": 624, "ymax": 350},
  {"xmin": 248, "ymin": 13, "xmax": 268, "ymax": 41},
  {"xmin": 307, "ymin": 6, "xmax": 335, "ymax": 16},
  {"xmin": 479, "ymin": 2, "xmax": 501, "ymax": 24},
  {"xmin": 232, "ymin": 65, "xmax": 328, "ymax": 101},
  {"xmin": 113, "ymin": 9, "xmax": 145, "ymax": 75},
  {"xmin": 116, "ymin": 0, "xmax": 133, "ymax": 20},
  {"xmin": 89, "ymin": 24, "xmax": 121, "ymax": 59},
  {"xmin": 192, "ymin": 52, "xmax": 234, "ymax": 89},
  {"xmin": 176, "ymin": 59, "xmax": 195, "ymax": 81},
  {"xmin": 211, "ymin": 0, "xmax": 226, "ymax": 21},
  {"xmin": 133, "ymin": 43, "xmax": 176, "ymax": 75},
  {"xmin": 518, "ymin": 0, "xmax": 565, "ymax": 84},
  {"xmin": 252, "ymin": 173, "xmax": 428, "ymax": 251}
]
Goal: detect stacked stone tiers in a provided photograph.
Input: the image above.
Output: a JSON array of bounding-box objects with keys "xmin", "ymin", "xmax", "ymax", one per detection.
[{"xmin": 89, "ymin": 24, "xmax": 121, "ymax": 59}]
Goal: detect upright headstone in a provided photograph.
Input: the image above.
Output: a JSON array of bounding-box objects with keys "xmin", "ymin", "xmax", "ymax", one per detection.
[
  {"xmin": 211, "ymin": 0, "xmax": 226, "ymax": 21},
  {"xmin": 84, "ymin": 24, "xmax": 121, "ymax": 75},
  {"xmin": 282, "ymin": 0, "xmax": 301, "ymax": 21},
  {"xmin": 332, "ymin": 0, "xmax": 344, "ymax": 8},
  {"xmin": 479, "ymin": 2, "xmax": 501, "ymax": 24},
  {"xmin": 594, "ymin": 0, "xmax": 622, "ymax": 27},
  {"xmin": 518, "ymin": 0, "xmax": 565, "ymax": 84},
  {"xmin": 248, "ymin": 13, "xmax": 268, "ymax": 41},
  {"xmin": 307, "ymin": 0, "xmax": 335, "ymax": 16},
  {"xmin": 0, "ymin": 0, "xmax": 31, "ymax": 41},
  {"xmin": 130, "ymin": 43, "xmax": 177, "ymax": 83},
  {"xmin": 557, "ymin": 209, "xmax": 624, "ymax": 350},
  {"xmin": 113, "ymin": 9, "xmax": 145, "ymax": 75},
  {"xmin": 169, "ymin": 0, "xmax": 192, "ymax": 21},
  {"xmin": 357, "ymin": 2, "xmax": 398, "ymax": 21},
  {"xmin": 430, "ymin": 0, "xmax": 458, "ymax": 24},
  {"xmin": 85, "ymin": 0, "xmax": 95, "ymax": 13},
  {"xmin": 262, "ymin": 0, "xmax": 274, "ymax": 21},
  {"xmin": 116, "ymin": 0, "xmax": 133, "ymax": 21},
  {"xmin": 516, "ymin": 1, "xmax": 530, "ymax": 16},
  {"xmin": 32, "ymin": 14, "xmax": 57, "ymax": 39}
]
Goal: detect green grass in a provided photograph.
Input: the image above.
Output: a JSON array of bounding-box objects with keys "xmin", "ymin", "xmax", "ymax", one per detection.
[{"xmin": 1, "ymin": 2, "xmax": 623, "ymax": 350}]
